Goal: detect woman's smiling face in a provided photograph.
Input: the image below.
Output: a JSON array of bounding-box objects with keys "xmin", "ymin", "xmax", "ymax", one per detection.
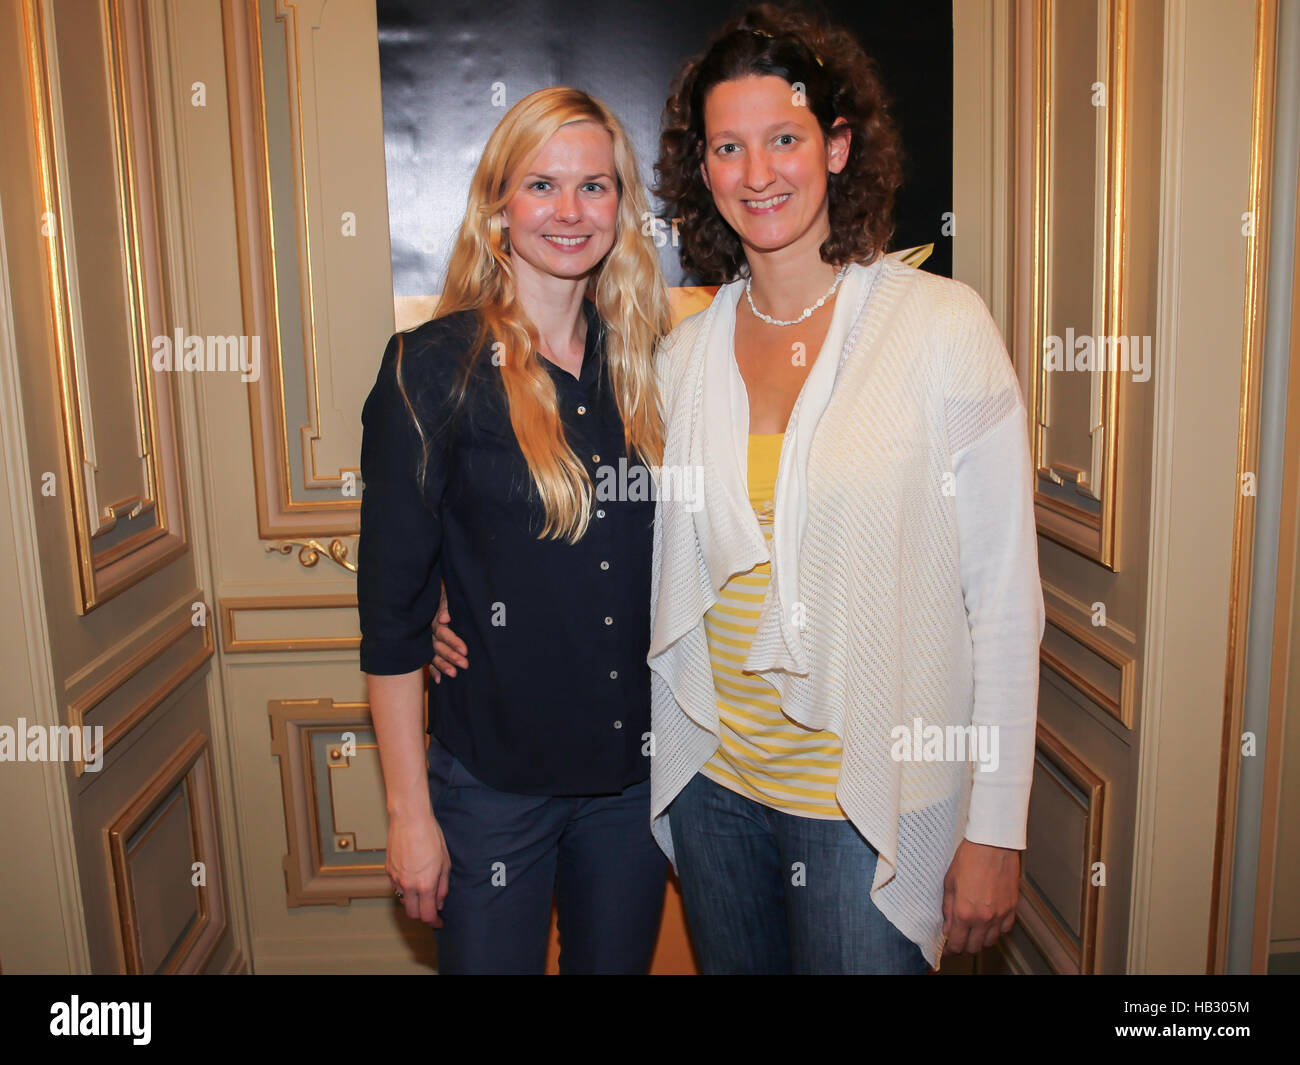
[
  {"xmin": 502, "ymin": 121, "xmax": 619, "ymax": 284},
  {"xmin": 699, "ymin": 74, "xmax": 849, "ymax": 260}
]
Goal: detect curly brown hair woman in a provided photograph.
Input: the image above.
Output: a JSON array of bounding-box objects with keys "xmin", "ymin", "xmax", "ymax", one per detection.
[
  {"xmin": 643, "ymin": 1, "xmax": 1044, "ymax": 975},
  {"xmin": 654, "ymin": 2, "xmax": 905, "ymax": 283}
]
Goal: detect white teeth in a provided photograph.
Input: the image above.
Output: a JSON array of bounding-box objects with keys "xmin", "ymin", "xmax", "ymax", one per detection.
[
  {"xmin": 746, "ymin": 194, "xmax": 790, "ymax": 209},
  {"xmin": 544, "ymin": 235, "xmax": 588, "ymax": 246}
]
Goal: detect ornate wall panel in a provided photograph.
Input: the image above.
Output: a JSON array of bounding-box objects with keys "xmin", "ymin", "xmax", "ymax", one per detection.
[
  {"xmin": 106, "ymin": 733, "xmax": 227, "ymax": 973},
  {"xmin": 1040, "ymin": 600, "xmax": 1136, "ymax": 729},
  {"xmin": 1012, "ymin": 0, "xmax": 1165, "ymax": 973},
  {"xmin": 65, "ymin": 590, "xmax": 214, "ymax": 773},
  {"xmin": 1027, "ymin": 0, "xmax": 1129, "ymax": 569},
  {"xmin": 268, "ymin": 698, "xmax": 390, "ymax": 906},
  {"xmin": 1020, "ymin": 721, "xmax": 1106, "ymax": 973},
  {"xmin": 222, "ymin": 0, "xmax": 393, "ymax": 553},
  {"xmin": 220, "ymin": 593, "xmax": 359, "ymax": 653},
  {"xmin": 23, "ymin": 0, "xmax": 189, "ymax": 613}
]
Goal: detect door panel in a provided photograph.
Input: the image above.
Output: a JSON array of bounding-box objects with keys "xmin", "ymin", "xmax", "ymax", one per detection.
[
  {"xmin": 0, "ymin": 0, "xmax": 236, "ymax": 973},
  {"xmin": 1004, "ymin": 0, "xmax": 1164, "ymax": 973}
]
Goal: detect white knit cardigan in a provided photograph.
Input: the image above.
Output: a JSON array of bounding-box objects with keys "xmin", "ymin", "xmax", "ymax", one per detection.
[{"xmin": 647, "ymin": 253, "xmax": 1045, "ymax": 967}]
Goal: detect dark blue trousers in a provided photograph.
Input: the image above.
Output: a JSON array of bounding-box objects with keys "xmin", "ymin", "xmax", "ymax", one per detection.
[{"xmin": 427, "ymin": 738, "xmax": 667, "ymax": 974}]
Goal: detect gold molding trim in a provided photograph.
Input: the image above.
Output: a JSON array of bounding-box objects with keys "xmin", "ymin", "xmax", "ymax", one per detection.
[
  {"xmin": 22, "ymin": 0, "xmax": 189, "ymax": 613},
  {"xmin": 1209, "ymin": 0, "xmax": 1277, "ymax": 974},
  {"xmin": 275, "ymin": 0, "xmax": 334, "ymax": 492},
  {"xmin": 220, "ymin": 592, "xmax": 359, "ymax": 653},
  {"xmin": 106, "ymin": 0, "xmax": 165, "ymax": 534},
  {"xmin": 1040, "ymin": 602, "xmax": 1137, "ymax": 729},
  {"xmin": 1040, "ymin": 578, "xmax": 1138, "ymax": 646},
  {"xmin": 1026, "ymin": 0, "xmax": 1127, "ymax": 569},
  {"xmin": 106, "ymin": 732, "xmax": 227, "ymax": 973},
  {"xmin": 65, "ymin": 592, "xmax": 214, "ymax": 774},
  {"xmin": 269, "ymin": 698, "xmax": 396, "ymax": 906},
  {"xmin": 1018, "ymin": 720, "xmax": 1106, "ymax": 974}
]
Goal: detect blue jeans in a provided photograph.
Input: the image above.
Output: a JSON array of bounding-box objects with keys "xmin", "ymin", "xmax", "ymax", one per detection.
[
  {"xmin": 427, "ymin": 739, "xmax": 666, "ymax": 974},
  {"xmin": 668, "ymin": 771, "xmax": 932, "ymax": 974}
]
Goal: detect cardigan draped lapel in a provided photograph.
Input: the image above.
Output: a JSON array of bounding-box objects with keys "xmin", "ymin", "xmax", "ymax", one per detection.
[{"xmin": 648, "ymin": 254, "xmax": 903, "ymax": 695}]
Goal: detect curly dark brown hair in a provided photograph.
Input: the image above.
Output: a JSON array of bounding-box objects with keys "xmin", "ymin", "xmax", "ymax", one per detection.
[{"xmin": 654, "ymin": 3, "xmax": 905, "ymax": 284}]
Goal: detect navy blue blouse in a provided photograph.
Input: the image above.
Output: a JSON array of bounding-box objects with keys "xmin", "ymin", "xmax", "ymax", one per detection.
[{"xmin": 357, "ymin": 300, "xmax": 654, "ymax": 796}]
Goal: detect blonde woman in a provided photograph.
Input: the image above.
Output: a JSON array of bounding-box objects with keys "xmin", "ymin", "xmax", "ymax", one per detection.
[{"xmin": 357, "ymin": 87, "xmax": 670, "ymax": 974}]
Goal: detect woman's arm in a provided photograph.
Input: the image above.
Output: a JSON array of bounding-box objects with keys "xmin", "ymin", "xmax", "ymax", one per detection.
[
  {"xmin": 358, "ymin": 329, "xmax": 453, "ymax": 924},
  {"xmin": 358, "ymin": 332, "xmax": 448, "ymax": 676},
  {"xmin": 938, "ymin": 285, "xmax": 1046, "ymax": 953},
  {"xmin": 953, "ymin": 409, "xmax": 1044, "ymax": 847},
  {"xmin": 942, "ymin": 405, "xmax": 1043, "ymax": 953},
  {"xmin": 368, "ymin": 669, "xmax": 449, "ymax": 925}
]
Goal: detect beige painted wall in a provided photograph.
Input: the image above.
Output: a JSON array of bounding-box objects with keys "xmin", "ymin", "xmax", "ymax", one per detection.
[{"xmin": 1131, "ymin": 0, "xmax": 1263, "ymax": 972}]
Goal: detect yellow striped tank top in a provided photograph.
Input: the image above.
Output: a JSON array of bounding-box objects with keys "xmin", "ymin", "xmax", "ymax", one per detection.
[{"xmin": 699, "ymin": 432, "xmax": 846, "ymax": 818}]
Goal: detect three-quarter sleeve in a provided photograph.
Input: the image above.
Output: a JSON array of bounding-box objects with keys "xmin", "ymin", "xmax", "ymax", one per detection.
[
  {"xmin": 942, "ymin": 286, "xmax": 1046, "ymax": 850},
  {"xmin": 357, "ymin": 332, "xmax": 446, "ymax": 675}
]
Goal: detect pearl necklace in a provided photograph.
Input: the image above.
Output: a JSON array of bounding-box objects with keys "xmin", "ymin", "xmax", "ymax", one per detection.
[{"xmin": 745, "ymin": 265, "xmax": 849, "ymax": 326}]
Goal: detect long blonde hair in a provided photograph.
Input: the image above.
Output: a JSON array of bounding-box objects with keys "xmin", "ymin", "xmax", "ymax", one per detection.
[{"xmin": 396, "ymin": 87, "xmax": 669, "ymax": 543}]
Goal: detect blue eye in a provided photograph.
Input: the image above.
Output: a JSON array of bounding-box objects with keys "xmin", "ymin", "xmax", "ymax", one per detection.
[
  {"xmin": 716, "ymin": 143, "xmax": 739, "ymax": 156},
  {"xmin": 529, "ymin": 180, "xmax": 551, "ymax": 191}
]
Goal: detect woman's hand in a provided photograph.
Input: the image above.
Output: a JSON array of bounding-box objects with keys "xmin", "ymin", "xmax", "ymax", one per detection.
[
  {"xmin": 431, "ymin": 582, "xmax": 469, "ymax": 682},
  {"xmin": 387, "ymin": 808, "xmax": 451, "ymax": 926},
  {"xmin": 941, "ymin": 839, "xmax": 1021, "ymax": 954}
]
